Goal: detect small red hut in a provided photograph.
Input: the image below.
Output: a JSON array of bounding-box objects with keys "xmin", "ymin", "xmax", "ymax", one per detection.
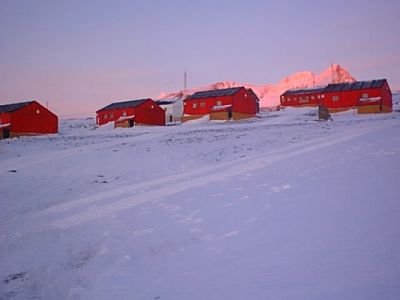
[
  {"xmin": 323, "ymin": 79, "xmax": 392, "ymax": 113},
  {"xmin": 183, "ymin": 87, "xmax": 258, "ymax": 122},
  {"xmin": 0, "ymin": 101, "xmax": 58, "ymax": 139},
  {"xmin": 96, "ymin": 99, "xmax": 165, "ymax": 127}
]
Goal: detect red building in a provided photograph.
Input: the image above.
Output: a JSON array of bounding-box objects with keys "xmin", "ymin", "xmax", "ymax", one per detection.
[
  {"xmin": 96, "ymin": 99, "xmax": 165, "ymax": 127},
  {"xmin": 183, "ymin": 87, "xmax": 258, "ymax": 122},
  {"xmin": 0, "ymin": 101, "xmax": 58, "ymax": 139},
  {"xmin": 280, "ymin": 79, "xmax": 392, "ymax": 114},
  {"xmin": 322, "ymin": 79, "xmax": 392, "ymax": 113},
  {"xmin": 280, "ymin": 87, "xmax": 325, "ymax": 107}
]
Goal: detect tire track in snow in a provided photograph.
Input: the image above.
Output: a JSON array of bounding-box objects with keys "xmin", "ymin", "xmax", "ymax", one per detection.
[
  {"xmin": 0, "ymin": 129, "xmax": 169, "ymax": 171},
  {"xmin": 48, "ymin": 126, "xmax": 377, "ymax": 229},
  {"xmin": 32, "ymin": 126, "xmax": 358, "ymax": 218}
]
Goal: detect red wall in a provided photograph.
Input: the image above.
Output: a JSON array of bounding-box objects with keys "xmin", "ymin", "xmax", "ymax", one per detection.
[
  {"xmin": 184, "ymin": 87, "xmax": 257, "ymax": 116},
  {"xmin": 323, "ymin": 88, "xmax": 385, "ymax": 110},
  {"xmin": 232, "ymin": 88, "xmax": 257, "ymax": 115},
  {"xmin": 184, "ymin": 95, "xmax": 233, "ymax": 115},
  {"xmin": 135, "ymin": 100, "xmax": 165, "ymax": 126},
  {"xmin": 97, "ymin": 107, "xmax": 136, "ymax": 125},
  {"xmin": 9, "ymin": 101, "xmax": 58, "ymax": 134},
  {"xmin": 97, "ymin": 100, "xmax": 165, "ymax": 126},
  {"xmin": 280, "ymin": 92, "xmax": 323, "ymax": 107},
  {"xmin": 381, "ymin": 81, "xmax": 393, "ymax": 108},
  {"xmin": 0, "ymin": 112, "xmax": 11, "ymax": 124}
]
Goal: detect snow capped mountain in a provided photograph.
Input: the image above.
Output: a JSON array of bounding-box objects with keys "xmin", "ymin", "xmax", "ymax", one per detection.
[{"xmin": 159, "ymin": 64, "xmax": 356, "ymax": 107}]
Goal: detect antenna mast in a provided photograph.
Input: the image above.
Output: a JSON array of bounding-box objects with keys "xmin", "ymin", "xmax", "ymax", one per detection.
[{"xmin": 184, "ymin": 69, "xmax": 187, "ymax": 90}]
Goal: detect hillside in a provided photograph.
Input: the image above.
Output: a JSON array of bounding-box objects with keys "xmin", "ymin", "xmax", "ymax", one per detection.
[
  {"xmin": 1, "ymin": 109, "xmax": 399, "ymax": 299},
  {"xmin": 159, "ymin": 64, "xmax": 356, "ymax": 107}
]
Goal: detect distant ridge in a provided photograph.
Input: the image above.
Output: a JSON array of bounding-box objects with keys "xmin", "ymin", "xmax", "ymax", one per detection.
[{"xmin": 159, "ymin": 64, "xmax": 356, "ymax": 107}]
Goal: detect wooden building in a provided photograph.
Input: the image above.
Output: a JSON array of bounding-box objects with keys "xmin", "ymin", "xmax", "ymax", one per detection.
[
  {"xmin": 156, "ymin": 97, "xmax": 183, "ymax": 125},
  {"xmin": 183, "ymin": 87, "xmax": 258, "ymax": 122},
  {"xmin": 0, "ymin": 101, "xmax": 58, "ymax": 139},
  {"xmin": 323, "ymin": 79, "xmax": 392, "ymax": 113},
  {"xmin": 96, "ymin": 99, "xmax": 165, "ymax": 127},
  {"xmin": 280, "ymin": 79, "xmax": 392, "ymax": 114},
  {"xmin": 280, "ymin": 87, "xmax": 325, "ymax": 108}
]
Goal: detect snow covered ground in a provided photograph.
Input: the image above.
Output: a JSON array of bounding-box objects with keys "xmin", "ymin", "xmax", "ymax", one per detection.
[{"xmin": 1, "ymin": 108, "xmax": 400, "ymax": 299}]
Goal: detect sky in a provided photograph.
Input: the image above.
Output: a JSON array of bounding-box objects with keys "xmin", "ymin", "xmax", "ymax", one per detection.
[{"xmin": 1, "ymin": 0, "xmax": 400, "ymax": 116}]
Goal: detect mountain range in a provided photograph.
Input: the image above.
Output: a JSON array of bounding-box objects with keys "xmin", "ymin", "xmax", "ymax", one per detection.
[{"xmin": 159, "ymin": 64, "xmax": 356, "ymax": 107}]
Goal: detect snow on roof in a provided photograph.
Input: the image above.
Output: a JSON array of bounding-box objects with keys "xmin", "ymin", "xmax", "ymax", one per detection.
[
  {"xmin": 116, "ymin": 115, "xmax": 135, "ymax": 122},
  {"xmin": 358, "ymin": 97, "xmax": 382, "ymax": 103},
  {"xmin": 0, "ymin": 123, "xmax": 11, "ymax": 129},
  {"xmin": 212, "ymin": 104, "xmax": 232, "ymax": 111}
]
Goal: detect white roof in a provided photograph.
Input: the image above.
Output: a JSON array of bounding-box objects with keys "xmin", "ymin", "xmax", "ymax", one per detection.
[
  {"xmin": 359, "ymin": 97, "xmax": 381, "ymax": 103},
  {"xmin": 116, "ymin": 115, "xmax": 135, "ymax": 122},
  {"xmin": 0, "ymin": 123, "xmax": 11, "ymax": 129},
  {"xmin": 212, "ymin": 104, "xmax": 232, "ymax": 111}
]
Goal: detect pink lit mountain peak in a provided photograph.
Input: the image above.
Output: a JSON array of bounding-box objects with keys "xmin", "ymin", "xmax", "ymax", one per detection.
[{"xmin": 159, "ymin": 64, "xmax": 356, "ymax": 107}]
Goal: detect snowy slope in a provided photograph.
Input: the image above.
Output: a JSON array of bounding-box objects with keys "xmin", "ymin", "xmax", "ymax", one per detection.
[
  {"xmin": 1, "ymin": 110, "xmax": 400, "ymax": 299},
  {"xmin": 160, "ymin": 64, "xmax": 356, "ymax": 108}
]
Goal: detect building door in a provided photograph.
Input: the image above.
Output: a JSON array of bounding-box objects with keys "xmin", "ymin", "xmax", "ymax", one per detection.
[
  {"xmin": 169, "ymin": 115, "xmax": 173, "ymax": 122},
  {"xmin": 3, "ymin": 128, "xmax": 10, "ymax": 139},
  {"xmin": 228, "ymin": 108, "xmax": 232, "ymax": 119},
  {"xmin": 129, "ymin": 119, "xmax": 135, "ymax": 127}
]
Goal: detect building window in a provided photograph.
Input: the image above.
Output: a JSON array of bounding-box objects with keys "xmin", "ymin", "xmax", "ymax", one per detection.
[
  {"xmin": 332, "ymin": 95, "xmax": 339, "ymax": 101},
  {"xmin": 294, "ymin": 97, "xmax": 297, "ymax": 101},
  {"xmin": 244, "ymin": 93, "xmax": 248, "ymax": 98},
  {"xmin": 110, "ymin": 113, "xmax": 114, "ymax": 118},
  {"xmin": 216, "ymin": 100, "xmax": 222, "ymax": 106},
  {"xmin": 151, "ymin": 105, "xmax": 154, "ymax": 109},
  {"xmin": 104, "ymin": 114, "xmax": 108, "ymax": 119},
  {"xmin": 36, "ymin": 109, "xmax": 40, "ymax": 114},
  {"xmin": 321, "ymin": 94, "xmax": 325, "ymax": 99},
  {"xmin": 122, "ymin": 111, "xmax": 127, "ymax": 117},
  {"xmin": 317, "ymin": 95, "xmax": 321, "ymax": 99},
  {"xmin": 200, "ymin": 101, "xmax": 205, "ymax": 108},
  {"xmin": 362, "ymin": 93, "xmax": 369, "ymax": 99},
  {"xmin": 287, "ymin": 98, "xmax": 291, "ymax": 101},
  {"xmin": 311, "ymin": 96, "xmax": 315, "ymax": 100},
  {"xmin": 193, "ymin": 103, "xmax": 198, "ymax": 109}
]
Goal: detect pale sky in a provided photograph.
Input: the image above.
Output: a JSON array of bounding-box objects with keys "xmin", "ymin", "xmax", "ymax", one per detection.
[{"xmin": 1, "ymin": 0, "xmax": 399, "ymax": 116}]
